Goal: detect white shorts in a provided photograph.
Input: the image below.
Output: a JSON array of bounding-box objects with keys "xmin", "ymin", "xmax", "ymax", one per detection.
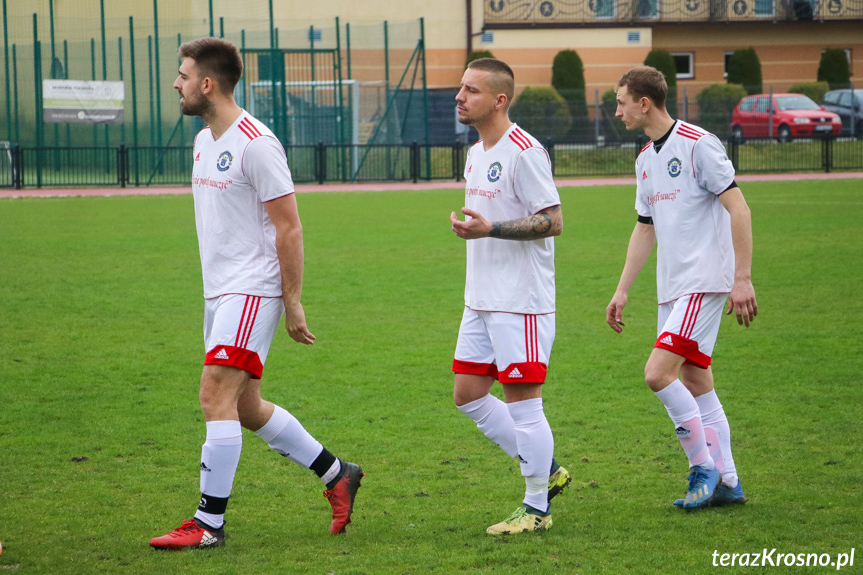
[
  {"xmin": 655, "ymin": 292, "xmax": 727, "ymax": 369},
  {"xmin": 453, "ymin": 307, "xmax": 555, "ymax": 384},
  {"xmin": 203, "ymin": 294, "xmax": 284, "ymax": 379}
]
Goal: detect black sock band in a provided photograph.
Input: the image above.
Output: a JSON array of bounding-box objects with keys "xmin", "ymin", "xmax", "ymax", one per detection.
[
  {"xmin": 198, "ymin": 493, "xmax": 229, "ymax": 516},
  {"xmin": 309, "ymin": 447, "xmax": 337, "ymax": 479}
]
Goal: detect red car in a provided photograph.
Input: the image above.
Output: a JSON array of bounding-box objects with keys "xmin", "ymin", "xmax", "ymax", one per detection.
[{"xmin": 730, "ymin": 93, "xmax": 842, "ymax": 142}]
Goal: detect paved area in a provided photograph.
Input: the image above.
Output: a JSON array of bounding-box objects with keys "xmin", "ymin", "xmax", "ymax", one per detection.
[{"xmin": 2, "ymin": 171, "xmax": 862, "ymax": 199}]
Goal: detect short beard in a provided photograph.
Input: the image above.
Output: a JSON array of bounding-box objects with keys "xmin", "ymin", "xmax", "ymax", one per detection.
[{"xmin": 180, "ymin": 96, "xmax": 215, "ymax": 120}]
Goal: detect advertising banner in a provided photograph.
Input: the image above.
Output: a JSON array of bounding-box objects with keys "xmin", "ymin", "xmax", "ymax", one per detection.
[{"xmin": 43, "ymin": 80, "xmax": 124, "ymax": 124}]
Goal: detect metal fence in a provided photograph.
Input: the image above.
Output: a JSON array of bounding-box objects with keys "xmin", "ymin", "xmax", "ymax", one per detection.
[
  {"xmin": 1, "ymin": 1, "xmax": 428, "ymax": 151},
  {"xmin": 2, "ymin": 136, "xmax": 861, "ymax": 189}
]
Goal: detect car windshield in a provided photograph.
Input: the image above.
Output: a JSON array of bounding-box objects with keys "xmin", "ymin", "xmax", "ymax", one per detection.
[{"xmin": 775, "ymin": 96, "xmax": 820, "ymax": 111}]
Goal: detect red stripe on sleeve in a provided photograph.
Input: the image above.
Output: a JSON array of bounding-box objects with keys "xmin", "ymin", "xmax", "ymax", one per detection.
[
  {"xmin": 512, "ymin": 128, "xmax": 533, "ymax": 149},
  {"xmin": 509, "ymin": 133, "xmax": 528, "ymax": 151},
  {"xmin": 678, "ymin": 125, "xmax": 704, "ymax": 136},
  {"xmin": 677, "ymin": 126, "xmax": 704, "ymax": 140},
  {"xmin": 513, "ymin": 128, "xmax": 532, "ymax": 147},
  {"xmin": 237, "ymin": 123, "xmax": 256, "ymax": 140},
  {"xmin": 241, "ymin": 118, "xmax": 263, "ymax": 138}
]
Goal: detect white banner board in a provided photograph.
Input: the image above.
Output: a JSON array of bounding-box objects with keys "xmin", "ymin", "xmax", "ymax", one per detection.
[{"xmin": 43, "ymin": 80, "xmax": 125, "ymax": 124}]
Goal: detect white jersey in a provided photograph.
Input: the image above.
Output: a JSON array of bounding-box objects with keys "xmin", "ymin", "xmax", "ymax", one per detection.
[
  {"xmin": 635, "ymin": 120, "xmax": 736, "ymax": 304},
  {"xmin": 192, "ymin": 111, "xmax": 295, "ymax": 299},
  {"xmin": 462, "ymin": 124, "xmax": 561, "ymax": 314}
]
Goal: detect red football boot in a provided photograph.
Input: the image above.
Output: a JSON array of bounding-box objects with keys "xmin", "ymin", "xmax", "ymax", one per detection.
[
  {"xmin": 149, "ymin": 518, "xmax": 225, "ymax": 550},
  {"xmin": 323, "ymin": 462, "xmax": 364, "ymax": 534}
]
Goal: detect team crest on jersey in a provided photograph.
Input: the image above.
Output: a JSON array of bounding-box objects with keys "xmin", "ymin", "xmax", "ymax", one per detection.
[
  {"xmin": 487, "ymin": 161, "xmax": 502, "ymax": 182},
  {"xmin": 667, "ymin": 157, "xmax": 682, "ymax": 178},
  {"xmin": 216, "ymin": 150, "xmax": 233, "ymax": 172}
]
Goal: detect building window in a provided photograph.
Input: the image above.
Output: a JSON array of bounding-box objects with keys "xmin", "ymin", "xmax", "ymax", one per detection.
[
  {"xmin": 480, "ymin": 32, "xmax": 494, "ymax": 44},
  {"xmin": 724, "ymin": 51, "xmax": 734, "ymax": 78},
  {"xmin": 627, "ymin": 31, "xmax": 641, "ymax": 44},
  {"xmin": 637, "ymin": 0, "xmax": 659, "ymax": 18},
  {"xmin": 672, "ymin": 53, "xmax": 694, "ymax": 79},
  {"xmin": 308, "ymin": 28, "xmax": 322, "ymax": 42},
  {"xmin": 790, "ymin": 0, "xmax": 815, "ymax": 20},
  {"xmin": 755, "ymin": 0, "xmax": 774, "ymax": 17},
  {"xmin": 594, "ymin": 0, "xmax": 616, "ymax": 19}
]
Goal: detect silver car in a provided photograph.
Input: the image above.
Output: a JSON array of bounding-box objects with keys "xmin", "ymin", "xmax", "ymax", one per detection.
[{"xmin": 820, "ymin": 89, "xmax": 862, "ymax": 138}]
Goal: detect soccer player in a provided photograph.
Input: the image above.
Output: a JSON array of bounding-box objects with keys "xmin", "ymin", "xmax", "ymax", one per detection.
[
  {"xmin": 150, "ymin": 38, "xmax": 363, "ymax": 550},
  {"xmin": 450, "ymin": 58, "xmax": 571, "ymax": 535},
  {"xmin": 606, "ymin": 66, "xmax": 757, "ymax": 509}
]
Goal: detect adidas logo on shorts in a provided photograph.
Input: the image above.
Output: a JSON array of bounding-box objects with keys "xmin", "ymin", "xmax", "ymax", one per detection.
[
  {"xmin": 659, "ymin": 335, "xmax": 673, "ymax": 346},
  {"xmin": 509, "ymin": 367, "xmax": 523, "ymax": 379},
  {"xmin": 214, "ymin": 349, "xmax": 230, "ymax": 360}
]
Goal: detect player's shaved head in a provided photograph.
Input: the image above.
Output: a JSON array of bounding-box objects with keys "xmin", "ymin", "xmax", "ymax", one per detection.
[
  {"xmin": 617, "ymin": 66, "xmax": 667, "ymax": 109},
  {"xmin": 179, "ymin": 38, "xmax": 243, "ymax": 95},
  {"xmin": 467, "ymin": 58, "xmax": 515, "ymax": 110}
]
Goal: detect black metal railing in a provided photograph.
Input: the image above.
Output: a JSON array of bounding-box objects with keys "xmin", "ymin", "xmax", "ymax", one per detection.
[
  {"xmin": 484, "ymin": 0, "xmax": 863, "ymax": 26},
  {"xmin": 1, "ymin": 137, "xmax": 861, "ymax": 189}
]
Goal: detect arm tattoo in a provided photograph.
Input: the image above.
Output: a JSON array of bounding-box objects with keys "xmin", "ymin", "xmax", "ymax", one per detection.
[{"xmin": 489, "ymin": 206, "xmax": 559, "ymax": 240}]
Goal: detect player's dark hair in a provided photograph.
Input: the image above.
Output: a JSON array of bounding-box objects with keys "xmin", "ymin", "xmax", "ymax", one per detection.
[
  {"xmin": 179, "ymin": 38, "xmax": 243, "ymax": 95},
  {"xmin": 468, "ymin": 58, "xmax": 515, "ymax": 108},
  {"xmin": 617, "ymin": 66, "xmax": 667, "ymax": 109}
]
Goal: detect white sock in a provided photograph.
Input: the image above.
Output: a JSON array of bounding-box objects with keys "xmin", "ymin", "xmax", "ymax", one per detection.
[
  {"xmin": 320, "ymin": 458, "xmax": 342, "ymax": 486},
  {"xmin": 457, "ymin": 394, "xmax": 518, "ymax": 458},
  {"xmin": 507, "ymin": 398, "xmax": 553, "ymax": 513},
  {"xmin": 655, "ymin": 380, "xmax": 714, "ymax": 470},
  {"xmin": 195, "ymin": 420, "xmax": 242, "ymax": 529},
  {"xmin": 696, "ymin": 390, "xmax": 738, "ymax": 487},
  {"xmin": 254, "ymin": 405, "xmax": 323, "ymax": 468}
]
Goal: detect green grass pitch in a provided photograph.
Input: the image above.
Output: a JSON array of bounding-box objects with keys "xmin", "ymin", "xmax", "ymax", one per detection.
[{"xmin": 0, "ymin": 179, "xmax": 860, "ymax": 573}]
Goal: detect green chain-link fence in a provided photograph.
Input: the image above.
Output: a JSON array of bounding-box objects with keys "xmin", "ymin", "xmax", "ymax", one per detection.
[{"xmin": 0, "ymin": 0, "xmax": 430, "ymax": 183}]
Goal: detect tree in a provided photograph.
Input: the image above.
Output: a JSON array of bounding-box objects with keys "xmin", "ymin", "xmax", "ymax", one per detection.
[
  {"xmin": 509, "ymin": 86, "xmax": 572, "ymax": 141},
  {"xmin": 465, "ymin": 50, "xmax": 494, "ymax": 69},
  {"xmin": 697, "ymin": 83, "xmax": 748, "ymax": 137},
  {"xmin": 644, "ymin": 50, "xmax": 678, "ymax": 115},
  {"xmin": 551, "ymin": 50, "xmax": 588, "ymax": 137},
  {"xmin": 727, "ymin": 49, "xmax": 762, "ymax": 95},
  {"xmin": 601, "ymin": 88, "xmax": 639, "ymax": 143},
  {"xmin": 817, "ymin": 49, "xmax": 851, "ymax": 90},
  {"xmin": 788, "ymin": 82, "xmax": 830, "ymax": 103}
]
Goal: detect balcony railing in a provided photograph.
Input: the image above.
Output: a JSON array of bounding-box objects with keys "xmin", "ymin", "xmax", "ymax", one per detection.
[{"xmin": 484, "ymin": 0, "xmax": 863, "ymax": 26}]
